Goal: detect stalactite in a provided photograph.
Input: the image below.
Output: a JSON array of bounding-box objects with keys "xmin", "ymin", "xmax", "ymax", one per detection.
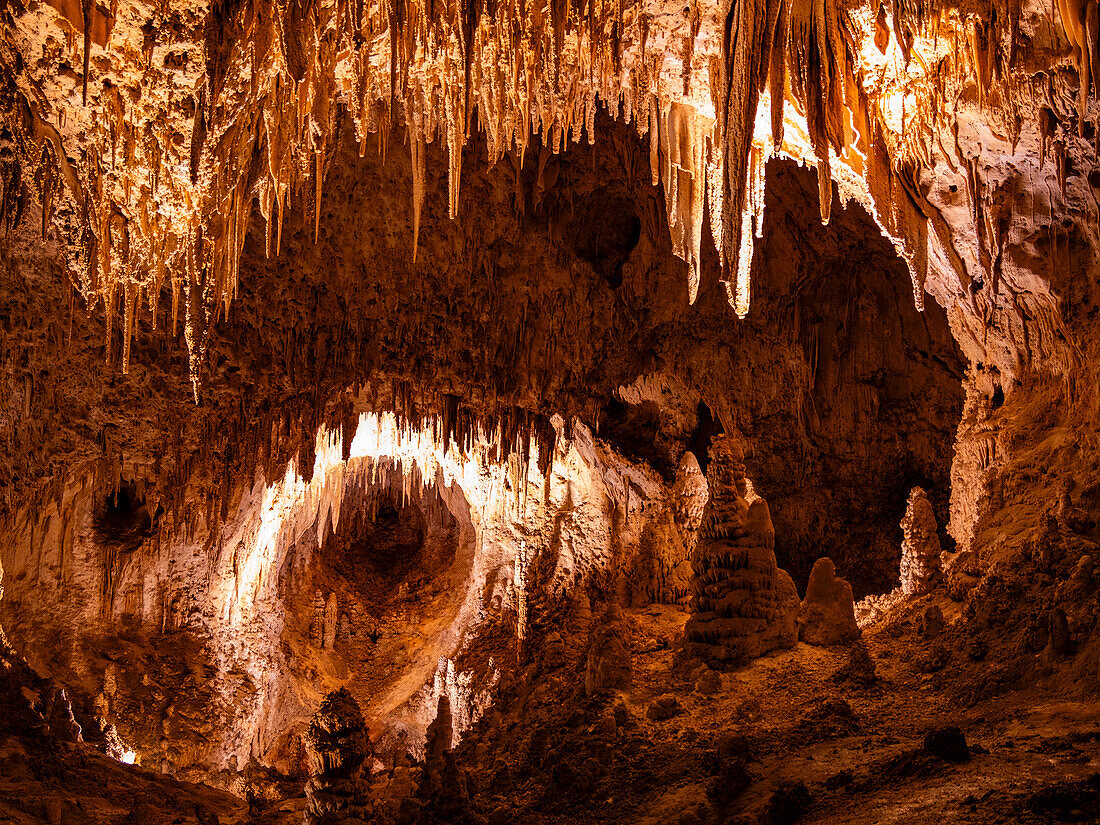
[
  {"xmin": 658, "ymin": 102, "xmax": 712, "ymax": 304},
  {"xmin": 410, "ymin": 132, "xmax": 427, "ymax": 263},
  {"xmin": 0, "ymin": 0, "xmax": 1076, "ymax": 400}
]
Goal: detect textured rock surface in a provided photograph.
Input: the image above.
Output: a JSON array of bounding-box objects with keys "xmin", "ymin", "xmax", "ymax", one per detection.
[
  {"xmin": 304, "ymin": 688, "xmax": 373, "ymax": 825},
  {"xmin": 683, "ymin": 434, "xmax": 798, "ymax": 665},
  {"xmin": 798, "ymin": 558, "xmax": 860, "ymax": 647},
  {"xmin": 4, "ymin": 1, "xmax": 1100, "ymax": 822},
  {"xmin": 901, "ymin": 488, "xmax": 943, "ymax": 597}
]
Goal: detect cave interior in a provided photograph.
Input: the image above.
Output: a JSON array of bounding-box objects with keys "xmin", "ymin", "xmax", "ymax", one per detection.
[{"xmin": 3, "ymin": 1, "xmax": 1100, "ymax": 823}]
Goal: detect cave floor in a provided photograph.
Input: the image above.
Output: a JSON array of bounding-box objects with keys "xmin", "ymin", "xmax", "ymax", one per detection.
[
  {"xmin": 0, "ymin": 738, "xmax": 248, "ymax": 824},
  {"xmin": 611, "ymin": 606, "xmax": 1100, "ymax": 825},
  {"xmin": 3, "ymin": 604, "xmax": 1099, "ymax": 824},
  {"xmin": 452, "ymin": 604, "xmax": 1100, "ymax": 825}
]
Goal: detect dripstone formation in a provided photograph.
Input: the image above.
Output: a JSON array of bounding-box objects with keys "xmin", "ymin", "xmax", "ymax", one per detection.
[
  {"xmin": 682, "ymin": 435, "xmax": 799, "ymax": 665},
  {"xmin": 900, "ymin": 487, "xmax": 942, "ymax": 596},
  {"xmin": 304, "ymin": 688, "xmax": 373, "ymax": 825},
  {"xmin": 640, "ymin": 450, "xmax": 709, "ymax": 606},
  {"xmin": 798, "ymin": 558, "xmax": 860, "ymax": 646},
  {"xmin": 672, "ymin": 451, "xmax": 709, "ymax": 551}
]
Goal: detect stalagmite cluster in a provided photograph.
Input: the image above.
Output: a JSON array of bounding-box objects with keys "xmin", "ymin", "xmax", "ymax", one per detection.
[{"xmin": 682, "ymin": 434, "xmax": 798, "ymax": 665}]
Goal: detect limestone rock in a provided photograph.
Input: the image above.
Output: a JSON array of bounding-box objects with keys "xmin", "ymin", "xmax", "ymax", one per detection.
[
  {"xmin": 44, "ymin": 686, "xmax": 82, "ymax": 744},
  {"xmin": 900, "ymin": 488, "xmax": 942, "ymax": 596},
  {"xmin": 919, "ymin": 605, "xmax": 945, "ymax": 639},
  {"xmin": 585, "ymin": 604, "xmax": 633, "ymax": 695},
  {"xmin": 695, "ymin": 669, "xmax": 721, "ymax": 696},
  {"xmin": 798, "ymin": 558, "xmax": 860, "ymax": 646},
  {"xmin": 323, "ymin": 593, "xmax": 339, "ymax": 651},
  {"xmin": 425, "ymin": 694, "xmax": 453, "ymax": 762},
  {"xmin": 566, "ymin": 591, "xmax": 594, "ymax": 661},
  {"xmin": 542, "ymin": 631, "xmax": 565, "ymax": 670},
  {"xmin": 682, "ymin": 435, "xmax": 799, "ymax": 665},
  {"xmin": 642, "ymin": 451, "xmax": 708, "ymax": 606},
  {"xmin": 632, "ymin": 512, "xmax": 693, "ymax": 606},
  {"xmin": 923, "ymin": 726, "xmax": 970, "ymax": 763},
  {"xmin": 1046, "ymin": 608, "xmax": 1071, "ymax": 657},
  {"xmin": 832, "ymin": 642, "xmax": 878, "ymax": 685},
  {"xmin": 309, "ymin": 591, "xmax": 326, "ymax": 647}
]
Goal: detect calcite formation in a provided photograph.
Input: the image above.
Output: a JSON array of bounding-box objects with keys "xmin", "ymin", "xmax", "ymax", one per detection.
[
  {"xmin": 900, "ymin": 487, "xmax": 942, "ymax": 597},
  {"xmin": 1, "ymin": 0, "xmax": 1086, "ymax": 405},
  {"xmin": 672, "ymin": 451, "xmax": 709, "ymax": 545},
  {"xmin": 798, "ymin": 557, "xmax": 860, "ymax": 646},
  {"xmin": 683, "ymin": 434, "xmax": 798, "ymax": 665},
  {"xmin": 304, "ymin": 688, "xmax": 373, "ymax": 825},
  {"xmin": 6, "ymin": 0, "xmax": 1100, "ymax": 820},
  {"xmin": 655, "ymin": 449, "xmax": 710, "ymax": 604}
]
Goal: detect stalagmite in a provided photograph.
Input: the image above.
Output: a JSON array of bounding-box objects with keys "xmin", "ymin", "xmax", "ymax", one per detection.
[
  {"xmin": 585, "ymin": 604, "xmax": 633, "ymax": 695},
  {"xmin": 798, "ymin": 557, "xmax": 860, "ymax": 646},
  {"xmin": 671, "ymin": 451, "xmax": 708, "ymax": 554},
  {"xmin": 900, "ymin": 487, "xmax": 942, "ymax": 596},
  {"xmin": 304, "ymin": 688, "xmax": 373, "ymax": 825},
  {"xmin": 681, "ymin": 434, "xmax": 799, "ymax": 665}
]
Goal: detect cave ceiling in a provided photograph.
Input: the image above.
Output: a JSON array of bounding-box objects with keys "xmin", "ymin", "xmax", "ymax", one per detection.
[
  {"xmin": 0, "ymin": 0, "xmax": 1092, "ymax": 390},
  {"xmin": 1, "ymin": 0, "xmax": 1094, "ymax": 579}
]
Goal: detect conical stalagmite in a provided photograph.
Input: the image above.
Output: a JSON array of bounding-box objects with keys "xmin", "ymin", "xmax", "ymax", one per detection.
[{"xmin": 682, "ymin": 434, "xmax": 798, "ymax": 665}]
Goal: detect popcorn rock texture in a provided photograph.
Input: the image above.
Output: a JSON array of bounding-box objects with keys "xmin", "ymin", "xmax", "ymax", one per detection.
[{"xmin": 901, "ymin": 487, "xmax": 943, "ymax": 597}]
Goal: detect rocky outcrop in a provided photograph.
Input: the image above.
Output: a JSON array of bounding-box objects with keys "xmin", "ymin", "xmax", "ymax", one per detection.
[
  {"xmin": 44, "ymin": 686, "xmax": 83, "ymax": 744},
  {"xmin": 900, "ymin": 488, "xmax": 942, "ymax": 596},
  {"xmin": 304, "ymin": 689, "xmax": 373, "ymax": 825},
  {"xmin": 798, "ymin": 558, "xmax": 860, "ymax": 646},
  {"xmin": 421, "ymin": 695, "xmax": 482, "ymax": 823},
  {"xmin": 585, "ymin": 604, "xmax": 633, "ymax": 695},
  {"xmin": 425, "ymin": 694, "xmax": 453, "ymax": 766},
  {"xmin": 566, "ymin": 591, "xmax": 594, "ymax": 661},
  {"xmin": 682, "ymin": 435, "xmax": 799, "ymax": 665}
]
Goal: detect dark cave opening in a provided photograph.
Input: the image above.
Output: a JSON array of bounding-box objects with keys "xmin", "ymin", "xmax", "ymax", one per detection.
[
  {"xmin": 597, "ymin": 397, "xmax": 666, "ymax": 471},
  {"xmin": 686, "ymin": 402, "xmax": 720, "ymax": 476},
  {"xmin": 316, "ymin": 473, "xmax": 461, "ymax": 610},
  {"xmin": 93, "ymin": 479, "xmax": 157, "ymax": 548},
  {"xmin": 336, "ymin": 497, "xmax": 429, "ymax": 590},
  {"xmin": 570, "ymin": 187, "xmax": 642, "ymax": 288}
]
